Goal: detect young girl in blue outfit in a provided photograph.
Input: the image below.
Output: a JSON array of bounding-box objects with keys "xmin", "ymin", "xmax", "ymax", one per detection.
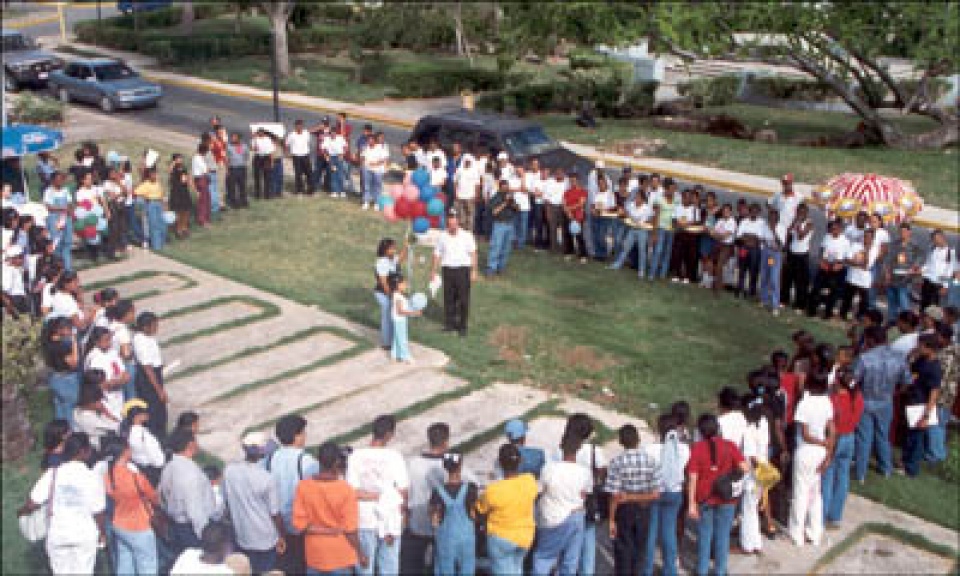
[{"xmin": 390, "ymin": 274, "xmax": 420, "ymax": 363}]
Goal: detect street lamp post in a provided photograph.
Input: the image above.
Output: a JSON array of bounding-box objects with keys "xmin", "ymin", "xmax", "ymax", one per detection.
[{"xmin": 269, "ymin": 31, "xmax": 280, "ymax": 123}]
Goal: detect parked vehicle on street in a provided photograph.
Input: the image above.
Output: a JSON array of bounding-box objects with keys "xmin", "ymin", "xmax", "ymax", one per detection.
[
  {"xmin": 2, "ymin": 30, "xmax": 65, "ymax": 92},
  {"xmin": 48, "ymin": 59, "xmax": 162, "ymax": 113},
  {"xmin": 411, "ymin": 110, "xmax": 594, "ymax": 178}
]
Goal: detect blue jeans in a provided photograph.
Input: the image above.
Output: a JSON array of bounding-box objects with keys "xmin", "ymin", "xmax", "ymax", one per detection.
[
  {"xmin": 168, "ymin": 520, "xmax": 201, "ymax": 563},
  {"xmin": 434, "ymin": 532, "xmax": 475, "ymax": 576},
  {"xmin": 855, "ymin": 400, "xmax": 893, "ymax": 481},
  {"xmin": 822, "ymin": 433, "xmax": 855, "ymax": 523},
  {"xmin": 904, "ymin": 425, "xmax": 925, "ymax": 477},
  {"xmin": 613, "ymin": 228, "xmax": 651, "ymax": 277},
  {"xmin": 208, "ymin": 172, "xmax": 220, "ymax": 215},
  {"xmin": 240, "ymin": 547, "xmax": 277, "ymax": 573},
  {"xmin": 127, "ymin": 202, "xmax": 144, "ymax": 245},
  {"xmin": 591, "ymin": 216, "xmax": 613, "ymax": 258},
  {"xmin": 533, "ymin": 512, "xmax": 585, "ymax": 576},
  {"xmin": 113, "ymin": 526, "xmax": 157, "ymax": 576},
  {"xmin": 46, "ymin": 213, "xmax": 73, "ymax": 270},
  {"xmin": 487, "ymin": 534, "xmax": 527, "ymax": 576},
  {"xmin": 391, "ymin": 315, "xmax": 411, "ymax": 361},
  {"xmin": 357, "ymin": 529, "xmax": 399, "ymax": 576},
  {"xmin": 650, "ymin": 230, "xmax": 675, "ymax": 279},
  {"xmin": 48, "ymin": 371, "xmax": 79, "ymax": 428},
  {"xmin": 695, "ymin": 502, "xmax": 736, "ymax": 576},
  {"xmin": 362, "ymin": 169, "xmax": 383, "ymax": 205},
  {"xmin": 374, "ymin": 291, "xmax": 393, "ymax": 348},
  {"xmin": 760, "ymin": 249, "xmax": 783, "ymax": 309},
  {"xmin": 886, "ymin": 285, "xmax": 911, "ymax": 324},
  {"xmin": 488, "ymin": 221, "xmax": 515, "ymax": 274},
  {"xmin": 580, "ymin": 520, "xmax": 596, "ymax": 576},
  {"xmin": 611, "ymin": 219, "xmax": 626, "ymax": 257},
  {"xmin": 123, "ymin": 360, "xmax": 138, "ymax": 401},
  {"xmin": 924, "ymin": 405, "xmax": 949, "ymax": 463},
  {"xmin": 643, "ymin": 491, "xmax": 682, "ymax": 576},
  {"xmin": 738, "ymin": 246, "xmax": 761, "ymax": 296},
  {"xmin": 145, "ymin": 200, "xmax": 165, "ymax": 251},
  {"xmin": 329, "ymin": 156, "xmax": 346, "ymax": 194},
  {"xmin": 514, "ymin": 211, "xmax": 530, "ymax": 249},
  {"xmin": 307, "ymin": 568, "xmax": 353, "ymax": 576}
]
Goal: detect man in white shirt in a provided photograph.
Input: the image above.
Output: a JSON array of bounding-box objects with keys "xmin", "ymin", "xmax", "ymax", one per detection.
[
  {"xmin": 735, "ymin": 203, "xmax": 765, "ymax": 297},
  {"xmin": 525, "ymin": 159, "xmax": 546, "ymax": 249},
  {"xmin": 920, "ymin": 230, "xmax": 956, "ymax": 309},
  {"xmin": 807, "ymin": 219, "xmax": 851, "ymax": 319},
  {"xmin": 2, "ymin": 245, "xmax": 29, "ymax": 318},
  {"xmin": 768, "ymin": 174, "xmax": 802, "ymax": 233},
  {"xmin": 759, "ymin": 208, "xmax": 788, "ymax": 315},
  {"xmin": 542, "ymin": 169, "xmax": 568, "ymax": 254},
  {"xmin": 533, "ymin": 434, "xmax": 591, "ymax": 576},
  {"xmin": 783, "ymin": 202, "xmax": 814, "ymax": 312},
  {"xmin": 511, "ymin": 167, "xmax": 531, "ymax": 249},
  {"xmin": 361, "ymin": 132, "xmax": 389, "ymax": 210},
  {"xmin": 251, "ymin": 128, "xmax": 276, "ymax": 200},
  {"xmin": 321, "ymin": 128, "xmax": 349, "ymax": 198},
  {"xmin": 454, "ymin": 156, "xmax": 480, "ymax": 232},
  {"xmin": 347, "ymin": 415, "xmax": 410, "ymax": 576},
  {"xmin": 430, "ymin": 156, "xmax": 448, "ymax": 190},
  {"xmin": 285, "ymin": 120, "xmax": 314, "ymax": 195},
  {"xmin": 431, "ymin": 210, "xmax": 479, "ymax": 337}
]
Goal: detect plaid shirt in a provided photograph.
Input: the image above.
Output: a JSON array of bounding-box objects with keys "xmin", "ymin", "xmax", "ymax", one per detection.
[{"xmin": 604, "ymin": 448, "xmax": 661, "ymax": 494}]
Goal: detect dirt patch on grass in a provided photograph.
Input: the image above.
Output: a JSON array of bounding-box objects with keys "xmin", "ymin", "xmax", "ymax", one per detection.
[
  {"xmin": 560, "ymin": 345, "xmax": 619, "ymax": 372},
  {"xmin": 489, "ymin": 325, "xmax": 530, "ymax": 366}
]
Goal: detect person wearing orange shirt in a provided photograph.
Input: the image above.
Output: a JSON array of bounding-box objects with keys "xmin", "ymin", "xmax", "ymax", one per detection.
[
  {"xmin": 104, "ymin": 436, "xmax": 160, "ymax": 576},
  {"xmin": 293, "ymin": 442, "xmax": 368, "ymax": 576}
]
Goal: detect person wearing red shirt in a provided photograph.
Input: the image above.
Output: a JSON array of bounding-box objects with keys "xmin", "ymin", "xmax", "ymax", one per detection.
[
  {"xmin": 686, "ymin": 414, "xmax": 749, "ymax": 576},
  {"xmin": 563, "ymin": 174, "xmax": 588, "ymax": 262},
  {"xmin": 822, "ymin": 368, "xmax": 864, "ymax": 527}
]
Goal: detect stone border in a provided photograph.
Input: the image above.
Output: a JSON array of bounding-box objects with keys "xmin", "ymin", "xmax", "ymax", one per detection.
[
  {"xmin": 84, "ymin": 270, "xmax": 198, "ymax": 302},
  {"xmin": 159, "ymin": 296, "xmax": 281, "ymax": 347},
  {"xmin": 811, "ymin": 522, "xmax": 959, "ymax": 575}
]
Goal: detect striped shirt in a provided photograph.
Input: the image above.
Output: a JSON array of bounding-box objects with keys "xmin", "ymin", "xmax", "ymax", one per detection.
[{"xmin": 604, "ymin": 448, "xmax": 662, "ymax": 494}]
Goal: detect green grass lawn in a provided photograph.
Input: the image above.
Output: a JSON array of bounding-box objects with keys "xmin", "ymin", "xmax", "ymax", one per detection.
[{"xmin": 538, "ymin": 107, "xmax": 960, "ymax": 210}]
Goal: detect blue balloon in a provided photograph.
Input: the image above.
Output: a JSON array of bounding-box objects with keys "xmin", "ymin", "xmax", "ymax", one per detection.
[
  {"xmin": 427, "ymin": 197, "xmax": 445, "ymax": 216},
  {"xmin": 419, "ymin": 185, "xmax": 437, "ymax": 202},
  {"xmin": 412, "ymin": 216, "xmax": 431, "ymax": 234},
  {"xmin": 378, "ymin": 195, "xmax": 395, "ymax": 209},
  {"xmin": 411, "ymin": 168, "xmax": 430, "ymax": 188}
]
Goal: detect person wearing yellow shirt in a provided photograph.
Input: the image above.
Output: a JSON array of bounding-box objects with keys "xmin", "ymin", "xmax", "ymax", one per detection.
[
  {"xmin": 134, "ymin": 168, "xmax": 166, "ymax": 251},
  {"xmin": 477, "ymin": 444, "xmax": 538, "ymax": 576}
]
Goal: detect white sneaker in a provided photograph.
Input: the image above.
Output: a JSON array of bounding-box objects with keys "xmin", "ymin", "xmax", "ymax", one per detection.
[
  {"xmin": 682, "ymin": 278, "xmax": 690, "ymax": 284},
  {"xmin": 362, "ymin": 202, "xmax": 370, "ymax": 210},
  {"xmin": 772, "ymin": 309, "xmax": 780, "ymax": 317},
  {"xmin": 374, "ymin": 205, "xmax": 380, "ymax": 212},
  {"xmin": 671, "ymin": 277, "xmax": 680, "ymax": 283}
]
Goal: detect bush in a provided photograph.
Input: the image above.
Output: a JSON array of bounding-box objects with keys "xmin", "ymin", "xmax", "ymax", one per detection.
[
  {"xmin": 11, "ymin": 93, "xmax": 64, "ymax": 125},
  {"xmin": 353, "ymin": 5, "xmax": 455, "ymax": 51},
  {"xmin": 568, "ymin": 47, "xmax": 612, "ymax": 70},
  {"xmin": 750, "ymin": 76, "xmax": 834, "ymax": 101},
  {"xmin": 290, "ymin": 25, "xmax": 354, "ymax": 55},
  {"xmin": 387, "ymin": 61, "xmax": 505, "ymax": 98},
  {"xmin": 479, "ymin": 76, "xmax": 658, "ymax": 119},
  {"xmin": 1, "ymin": 317, "xmax": 42, "ymax": 462},
  {"xmin": 75, "ymin": 23, "xmax": 141, "ymax": 51},
  {"xmin": 677, "ymin": 75, "xmax": 741, "ymax": 107}
]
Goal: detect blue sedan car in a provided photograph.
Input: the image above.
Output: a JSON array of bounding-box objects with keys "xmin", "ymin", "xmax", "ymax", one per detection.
[{"xmin": 48, "ymin": 59, "xmax": 162, "ymax": 113}]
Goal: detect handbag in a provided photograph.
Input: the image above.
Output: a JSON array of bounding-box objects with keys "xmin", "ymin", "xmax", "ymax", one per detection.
[
  {"xmin": 19, "ymin": 466, "xmax": 57, "ymax": 543},
  {"xmin": 583, "ymin": 445, "xmax": 610, "ymax": 522},
  {"xmin": 709, "ymin": 439, "xmax": 745, "ymax": 501},
  {"xmin": 133, "ymin": 473, "xmax": 170, "ymax": 541}
]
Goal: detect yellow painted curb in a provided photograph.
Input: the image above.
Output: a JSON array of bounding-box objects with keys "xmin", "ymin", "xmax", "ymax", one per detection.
[{"xmin": 3, "ymin": 13, "xmax": 59, "ymax": 29}]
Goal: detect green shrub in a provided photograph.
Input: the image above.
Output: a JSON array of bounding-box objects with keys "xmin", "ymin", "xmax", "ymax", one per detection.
[
  {"xmin": 677, "ymin": 75, "xmax": 741, "ymax": 107},
  {"xmin": 568, "ymin": 48, "xmax": 612, "ymax": 70},
  {"xmin": 353, "ymin": 5, "xmax": 455, "ymax": 51},
  {"xmin": 142, "ymin": 33, "xmax": 270, "ymax": 64},
  {"xmin": 11, "ymin": 93, "xmax": 64, "ymax": 125},
  {"xmin": 387, "ymin": 61, "xmax": 505, "ymax": 98},
  {"xmin": 750, "ymin": 76, "xmax": 834, "ymax": 101},
  {"xmin": 290, "ymin": 25, "xmax": 353, "ymax": 54},
  {"xmin": 75, "ymin": 23, "xmax": 140, "ymax": 51}
]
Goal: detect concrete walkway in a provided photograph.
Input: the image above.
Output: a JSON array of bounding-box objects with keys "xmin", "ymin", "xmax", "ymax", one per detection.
[{"xmin": 49, "ymin": 38, "xmax": 960, "ymax": 233}]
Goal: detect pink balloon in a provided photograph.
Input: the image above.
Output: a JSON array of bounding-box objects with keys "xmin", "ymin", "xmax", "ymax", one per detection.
[
  {"xmin": 383, "ymin": 205, "xmax": 399, "ymax": 222},
  {"xmin": 402, "ymin": 184, "xmax": 420, "ymax": 201},
  {"xmin": 389, "ymin": 184, "xmax": 404, "ymax": 199}
]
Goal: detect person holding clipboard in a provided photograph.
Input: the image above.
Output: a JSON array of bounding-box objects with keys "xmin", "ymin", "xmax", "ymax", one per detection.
[{"xmin": 902, "ymin": 334, "xmax": 943, "ymax": 477}]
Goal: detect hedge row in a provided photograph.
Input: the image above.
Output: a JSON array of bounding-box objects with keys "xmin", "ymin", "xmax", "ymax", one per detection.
[
  {"xmin": 750, "ymin": 76, "xmax": 834, "ymax": 101},
  {"xmin": 676, "ymin": 75, "xmax": 741, "ymax": 107},
  {"xmin": 478, "ymin": 78, "xmax": 659, "ymax": 118},
  {"xmin": 386, "ymin": 61, "xmax": 508, "ymax": 98}
]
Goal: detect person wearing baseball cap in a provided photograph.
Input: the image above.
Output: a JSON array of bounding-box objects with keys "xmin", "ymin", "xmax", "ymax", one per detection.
[
  {"xmin": 503, "ymin": 419, "xmax": 545, "ymax": 479},
  {"xmin": 223, "ymin": 431, "xmax": 286, "ymax": 573},
  {"xmin": 768, "ymin": 172, "xmax": 801, "ymax": 241},
  {"xmin": 431, "ymin": 207, "xmax": 479, "ymax": 337},
  {"xmin": 2, "ymin": 243, "xmax": 29, "ymax": 318}
]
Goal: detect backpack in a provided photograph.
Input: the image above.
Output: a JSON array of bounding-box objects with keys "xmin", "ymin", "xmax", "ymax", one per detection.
[{"xmin": 708, "ymin": 438, "xmax": 744, "ymax": 501}]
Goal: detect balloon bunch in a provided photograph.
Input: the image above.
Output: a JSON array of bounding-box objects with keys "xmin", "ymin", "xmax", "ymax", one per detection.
[
  {"xmin": 380, "ymin": 167, "xmax": 447, "ymax": 234},
  {"xmin": 73, "ymin": 198, "xmax": 107, "ymax": 241}
]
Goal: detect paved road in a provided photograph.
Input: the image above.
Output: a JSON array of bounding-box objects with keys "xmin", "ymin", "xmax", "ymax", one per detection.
[{"xmin": 2, "ymin": 2, "xmax": 120, "ymax": 38}]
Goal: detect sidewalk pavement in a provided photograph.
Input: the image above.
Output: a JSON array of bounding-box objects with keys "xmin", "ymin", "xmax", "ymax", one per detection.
[{"xmin": 51, "ymin": 38, "xmax": 960, "ymax": 233}]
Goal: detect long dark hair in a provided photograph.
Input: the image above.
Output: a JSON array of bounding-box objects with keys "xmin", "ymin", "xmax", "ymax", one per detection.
[
  {"xmin": 106, "ymin": 299, "xmax": 134, "ymax": 323},
  {"xmin": 697, "ymin": 413, "xmax": 721, "ymax": 465},
  {"xmin": 41, "ymin": 317, "xmax": 73, "ymax": 367},
  {"xmin": 103, "ymin": 435, "xmax": 129, "ymax": 491},
  {"xmin": 51, "ymin": 270, "xmax": 78, "ymax": 296},
  {"xmin": 134, "ymin": 312, "xmax": 158, "ymax": 333},
  {"xmin": 377, "ymin": 238, "xmax": 396, "ymax": 258},
  {"xmin": 84, "ymin": 326, "xmax": 111, "ymax": 360}
]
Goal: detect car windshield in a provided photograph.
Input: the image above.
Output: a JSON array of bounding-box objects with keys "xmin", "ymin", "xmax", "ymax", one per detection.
[
  {"xmin": 502, "ymin": 127, "xmax": 559, "ymax": 156},
  {"xmin": 2, "ymin": 34, "xmax": 32, "ymax": 52},
  {"xmin": 94, "ymin": 63, "xmax": 137, "ymax": 82}
]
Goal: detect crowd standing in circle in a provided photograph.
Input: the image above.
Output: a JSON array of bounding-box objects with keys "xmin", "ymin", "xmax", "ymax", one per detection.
[{"xmin": 3, "ymin": 117, "xmax": 960, "ymax": 576}]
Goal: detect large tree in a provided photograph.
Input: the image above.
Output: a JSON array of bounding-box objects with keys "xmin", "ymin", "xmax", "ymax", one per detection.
[
  {"xmin": 260, "ymin": 1, "xmax": 295, "ymax": 78},
  {"xmin": 502, "ymin": 2, "xmax": 959, "ymax": 149}
]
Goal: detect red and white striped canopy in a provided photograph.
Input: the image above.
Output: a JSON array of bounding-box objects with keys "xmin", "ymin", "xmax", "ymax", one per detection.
[{"xmin": 816, "ymin": 173, "xmax": 923, "ymax": 224}]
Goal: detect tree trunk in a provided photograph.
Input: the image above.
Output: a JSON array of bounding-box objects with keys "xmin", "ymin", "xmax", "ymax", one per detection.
[
  {"xmin": 179, "ymin": 0, "xmax": 195, "ymax": 34},
  {"xmin": 885, "ymin": 119, "xmax": 959, "ymax": 150},
  {"xmin": 272, "ymin": 14, "xmax": 292, "ymax": 78},
  {"xmin": 234, "ymin": 3, "xmax": 243, "ymax": 33}
]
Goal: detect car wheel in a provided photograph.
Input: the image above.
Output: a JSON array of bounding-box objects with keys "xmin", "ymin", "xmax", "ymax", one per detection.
[
  {"xmin": 57, "ymin": 87, "xmax": 70, "ymax": 103},
  {"xmin": 99, "ymin": 95, "xmax": 115, "ymax": 113},
  {"xmin": 3, "ymin": 72, "xmax": 18, "ymax": 93}
]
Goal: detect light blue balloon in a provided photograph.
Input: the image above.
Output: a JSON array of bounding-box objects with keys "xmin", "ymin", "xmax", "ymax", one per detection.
[
  {"xmin": 419, "ymin": 184, "xmax": 437, "ymax": 202},
  {"xmin": 410, "ymin": 292, "xmax": 428, "ymax": 311},
  {"xmin": 411, "ymin": 168, "xmax": 430, "ymax": 189},
  {"xmin": 378, "ymin": 195, "xmax": 395, "ymax": 209},
  {"xmin": 569, "ymin": 220, "xmax": 582, "ymax": 235},
  {"xmin": 426, "ymin": 197, "xmax": 444, "ymax": 216},
  {"xmin": 96, "ymin": 217, "xmax": 108, "ymax": 232},
  {"xmin": 412, "ymin": 216, "xmax": 430, "ymax": 234}
]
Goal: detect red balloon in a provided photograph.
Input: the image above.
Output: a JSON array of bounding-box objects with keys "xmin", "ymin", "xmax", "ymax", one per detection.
[
  {"xmin": 428, "ymin": 215, "xmax": 441, "ymax": 228},
  {"xmin": 395, "ymin": 198, "xmax": 414, "ymax": 219},
  {"xmin": 413, "ymin": 201, "xmax": 428, "ymax": 218}
]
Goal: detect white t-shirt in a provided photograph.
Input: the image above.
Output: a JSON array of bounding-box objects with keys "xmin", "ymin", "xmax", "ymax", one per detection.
[
  {"xmin": 346, "ymin": 446, "xmax": 410, "ymax": 530},
  {"xmin": 428, "ymin": 149, "xmax": 447, "ymax": 169},
  {"xmin": 285, "ymin": 130, "xmax": 312, "ymax": 156},
  {"xmin": 391, "ymin": 292, "xmax": 409, "ymax": 322},
  {"xmin": 101, "ymin": 180, "xmax": 124, "ymax": 203},
  {"xmin": 742, "ymin": 418, "xmax": 770, "ymax": 462},
  {"xmin": 109, "ymin": 320, "xmax": 132, "ymax": 358},
  {"xmin": 673, "ymin": 204, "xmax": 697, "ymax": 224},
  {"xmin": 434, "ymin": 230, "xmax": 476, "ymax": 268},
  {"xmin": 761, "ymin": 221, "xmax": 788, "ymax": 250},
  {"xmin": 75, "ymin": 185, "xmax": 102, "ymax": 207},
  {"xmin": 48, "ymin": 291, "xmax": 81, "ymax": 321},
  {"xmin": 821, "ymin": 234, "xmax": 851, "ymax": 264},
  {"xmin": 789, "ymin": 220, "xmax": 814, "ymax": 254},
  {"xmin": 85, "ymin": 347, "xmax": 126, "ymax": 420},
  {"xmin": 129, "ymin": 423, "xmax": 166, "ymax": 468},
  {"xmin": 537, "ymin": 460, "xmax": 591, "ymax": 527},
  {"xmin": 549, "ymin": 443, "xmax": 606, "ymax": 491},
  {"xmin": 455, "ymin": 165, "xmax": 481, "ymax": 201},
  {"xmin": 542, "ymin": 178, "xmax": 567, "ymax": 206},
  {"xmin": 593, "ymin": 189, "xmax": 616, "ymax": 212},
  {"xmin": 2, "ymin": 263, "xmax": 26, "ymax": 296},
  {"xmin": 890, "ymin": 332, "xmax": 919, "ymax": 358},
  {"xmin": 362, "ymin": 143, "xmax": 389, "ymax": 174},
  {"xmin": 375, "ymin": 256, "xmax": 399, "ymax": 280},
  {"xmin": 30, "ymin": 460, "xmax": 105, "ymax": 545},
  {"xmin": 322, "ymin": 134, "xmax": 347, "ymax": 157},
  {"xmin": 524, "ymin": 172, "xmax": 543, "ymax": 205},
  {"xmin": 736, "ymin": 218, "xmax": 764, "ymax": 238},
  {"xmin": 252, "ymin": 135, "xmax": 276, "ymax": 156},
  {"xmin": 844, "ymin": 224, "xmax": 865, "ymax": 244},
  {"xmin": 430, "ymin": 167, "xmax": 448, "ymax": 188},
  {"xmin": 625, "ymin": 201, "xmax": 654, "ymax": 224},
  {"xmin": 794, "ymin": 394, "xmax": 833, "ymax": 447},
  {"xmin": 43, "ymin": 185, "xmax": 73, "ymax": 207},
  {"xmin": 713, "ymin": 217, "xmax": 737, "ymax": 245},
  {"xmin": 191, "ymin": 154, "xmax": 209, "ymax": 178},
  {"xmin": 718, "ymin": 411, "xmax": 748, "ymax": 450},
  {"xmin": 923, "ymin": 246, "xmax": 956, "ymax": 285},
  {"xmin": 846, "ymin": 241, "xmax": 879, "ymax": 288},
  {"xmin": 873, "ymin": 227, "xmax": 890, "ymax": 248},
  {"xmin": 509, "ymin": 176, "xmax": 530, "ymax": 211},
  {"xmin": 643, "ymin": 442, "xmax": 691, "ymax": 493},
  {"xmin": 132, "ymin": 332, "xmax": 162, "ymax": 367},
  {"xmin": 170, "ymin": 549, "xmax": 234, "ymax": 575},
  {"xmin": 769, "ymin": 193, "xmax": 801, "ymax": 229}
]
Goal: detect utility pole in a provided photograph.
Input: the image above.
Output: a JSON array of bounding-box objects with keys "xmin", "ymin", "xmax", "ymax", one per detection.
[{"xmin": 270, "ymin": 30, "xmax": 280, "ymax": 122}]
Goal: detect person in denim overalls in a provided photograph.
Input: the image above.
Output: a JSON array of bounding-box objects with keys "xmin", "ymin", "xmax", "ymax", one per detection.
[
  {"xmin": 431, "ymin": 453, "xmax": 476, "ymax": 576},
  {"xmin": 43, "ymin": 172, "xmax": 74, "ymax": 270}
]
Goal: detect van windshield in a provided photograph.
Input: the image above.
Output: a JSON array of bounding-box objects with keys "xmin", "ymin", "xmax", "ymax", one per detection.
[{"xmin": 502, "ymin": 127, "xmax": 559, "ymax": 156}]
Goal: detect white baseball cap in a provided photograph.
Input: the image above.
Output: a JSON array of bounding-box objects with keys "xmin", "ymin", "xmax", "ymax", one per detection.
[{"xmin": 497, "ymin": 151, "xmax": 509, "ymax": 161}]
